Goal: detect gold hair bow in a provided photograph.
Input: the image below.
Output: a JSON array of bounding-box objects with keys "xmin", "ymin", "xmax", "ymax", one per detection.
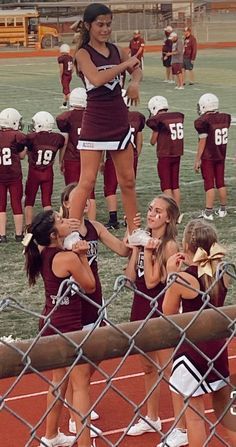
[
  {"xmin": 21, "ymin": 233, "xmax": 33, "ymax": 252},
  {"xmin": 193, "ymin": 242, "xmax": 226, "ymax": 278}
]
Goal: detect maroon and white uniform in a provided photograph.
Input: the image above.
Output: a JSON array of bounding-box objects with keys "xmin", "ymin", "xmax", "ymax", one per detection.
[
  {"xmin": 194, "ymin": 112, "xmax": 231, "ymax": 191},
  {"xmin": 146, "ymin": 112, "xmax": 184, "ymax": 191},
  {"xmin": 130, "ymin": 249, "xmax": 165, "ymax": 322},
  {"xmin": 64, "ymin": 220, "xmax": 103, "ymax": 327},
  {"xmin": 57, "ymin": 54, "xmax": 73, "ymax": 95},
  {"xmin": 104, "ymin": 111, "xmax": 146, "ymax": 197},
  {"xmin": 0, "ymin": 129, "xmax": 26, "ymax": 214},
  {"xmin": 78, "ymin": 42, "xmax": 132, "ymax": 151},
  {"xmin": 170, "ymin": 265, "xmax": 229, "ymax": 397},
  {"xmin": 39, "ymin": 247, "xmax": 82, "ymax": 336},
  {"xmin": 56, "ymin": 109, "xmax": 95, "ymax": 199},
  {"xmin": 25, "ymin": 131, "xmax": 65, "ymax": 207}
]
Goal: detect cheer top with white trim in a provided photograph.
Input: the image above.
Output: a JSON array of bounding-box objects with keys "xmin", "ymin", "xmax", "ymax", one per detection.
[
  {"xmin": 170, "ymin": 265, "xmax": 229, "ymax": 397},
  {"xmin": 78, "ymin": 43, "xmax": 132, "ymax": 151},
  {"xmin": 39, "ymin": 246, "xmax": 82, "ymax": 336},
  {"xmin": 130, "ymin": 248, "xmax": 165, "ymax": 322}
]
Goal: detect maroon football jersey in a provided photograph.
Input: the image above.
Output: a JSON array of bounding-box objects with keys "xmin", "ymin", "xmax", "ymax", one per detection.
[
  {"xmin": 128, "ymin": 111, "xmax": 146, "ymax": 139},
  {"xmin": 40, "ymin": 246, "xmax": 82, "ymax": 336},
  {"xmin": 57, "ymin": 54, "xmax": 73, "ymax": 76},
  {"xmin": 146, "ymin": 112, "xmax": 184, "ymax": 157},
  {"xmin": 162, "ymin": 37, "xmax": 172, "ymax": 55},
  {"xmin": 79, "ymin": 42, "xmax": 123, "ymax": 101},
  {"xmin": 56, "ymin": 109, "xmax": 84, "ymax": 161},
  {"xmin": 129, "ymin": 37, "xmax": 145, "ymax": 60},
  {"xmin": 0, "ymin": 129, "xmax": 26, "ymax": 182},
  {"xmin": 194, "ymin": 112, "xmax": 231, "ymax": 160},
  {"xmin": 26, "ymin": 131, "xmax": 65, "ymax": 169}
]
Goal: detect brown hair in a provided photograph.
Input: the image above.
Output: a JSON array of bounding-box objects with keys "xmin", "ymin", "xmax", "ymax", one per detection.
[
  {"xmin": 60, "ymin": 182, "xmax": 77, "ymax": 218},
  {"xmin": 147, "ymin": 194, "xmax": 180, "ymax": 280},
  {"xmin": 183, "ymin": 219, "xmax": 225, "ymax": 305}
]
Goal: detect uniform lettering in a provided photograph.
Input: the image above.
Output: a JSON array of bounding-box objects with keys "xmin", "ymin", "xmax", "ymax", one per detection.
[
  {"xmin": 215, "ymin": 128, "xmax": 228, "ymax": 145},
  {"xmin": 0, "ymin": 147, "xmax": 12, "ymax": 166},
  {"xmin": 169, "ymin": 123, "xmax": 184, "ymax": 140},
  {"xmin": 36, "ymin": 149, "xmax": 53, "ymax": 165}
]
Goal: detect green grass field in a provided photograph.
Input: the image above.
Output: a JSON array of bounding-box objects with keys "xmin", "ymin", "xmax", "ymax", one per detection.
[{"xmin": 0, "ymin": 48, "xmax": 236, "ymax": 339}]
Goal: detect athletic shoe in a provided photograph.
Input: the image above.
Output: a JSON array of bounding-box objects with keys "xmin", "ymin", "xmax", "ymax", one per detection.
[
  {"xmin": 40, "ymin": 430, "xmax": 75, "ymax": 447},
  {"xmin": 128, "ymin": 229, "xmax": 151, "ymax": 246},
  {"xmin": 157, "ymin": 428, "xmax": 188, "ymax": 447},
  {"xmin": 189, "ymin": 82, "xmax": 194, "ymax": 85},
  {"xmin": 215, "ymin": 209, "xmax": 227, "ymax": 218},
  {"xmin": 178, "ymin": 86, "xmax": 184, "ymax": 90},
  {"xmin": 60, "ymin": 104, "xmax": 68, "ymax": 109},
  {"xmin": 169, "ymin": 80, "xmax": 175, "ymax": 84},
  {"xmin": 15, "ymin": 234, "xmax": 24, "ymax": 242},
  {"xmin": 104, "ymin": 221, "xmax": 120, "ymax": 230},
  {"xmin": 163, "ymin": 79, "xmax": 169, "ymax": 82},
  {"xmin": 0, "ymin": 235, "xmax": 7, "ymax": 243},
  {"xmin": 126, "ymin": 415, "xmax": 162, "ymax": 436},
  {"xmin": 198, "ymin": 211, "xmax": 214, "ymax": 221},
  {"xmin": 69, "ymin": 419, "xmax": 102, "ymax": 438}
]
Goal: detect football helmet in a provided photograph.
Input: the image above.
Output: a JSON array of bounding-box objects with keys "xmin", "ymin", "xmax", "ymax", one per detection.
[
  {"xmin": 69, "ymin": 88, "xmax": 87, "ymax": 108},
  {"xmin": 31, "ymin": 111, "xmax": 55, "ymax": 132},
  {"xmin": 60, "ymin": 43, "xmax": 70, "ymax": 53},
  {"xmin": 148, "ymin": 96, "xmax": 168, "ymax": 116},
  {"xmin": 121, "ymin": 89, "xmax": 131, "ymax": 108},
  {"xmin": 197, "ymin": 93, "xmax": 219, "ymax": 115},
  {"xmin": 0, "ymin": 108, "xmax": 23, "ymax": 130}
]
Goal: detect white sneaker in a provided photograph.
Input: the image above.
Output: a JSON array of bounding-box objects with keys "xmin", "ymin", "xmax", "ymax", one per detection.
[
  {"xmin": 178, "ymin": 86, "xmax": 184, "ymax": 90},
  {"xmin": 215, "ymin": 209, "xmax": 227, "ymax": 218},
  {"xmin": 198, "ymin": 211, "xmax": 214, "ymax": 221},
  {"xmin": 40, "ymin": 430, "xmax": 75, "ymax": 447},
  {"xmin": 128, "ymin": 229, "xmax": 151, "ymax": 246},
  {"xmin": 163, "ymin": 79, "xmax": 169, "ymax": 82},
  {"xmin": 126, "ymin": 415, "xmax": 162, "ymax": 436},
  {"xmin": 60, "ymin": 104, "xmax": 68, "ymax": 109},
  {"xmin": 157, "ymin": 428, "xmax": 188, "ymax": 447},
  {"xmin": 69, "ymin": 419, "xmax": 102, "ymax": 438}
]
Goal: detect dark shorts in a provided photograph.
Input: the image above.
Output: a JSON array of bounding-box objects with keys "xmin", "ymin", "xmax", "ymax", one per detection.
[
  {"xmin": 183, "ymin": 57, "xmax": 194, "ymax": 71},
  {"xmin": 163, "ymin": 56, "xmax": 172, "ymax": 67},
  {"xmin": 64, "ymin": 159, "xmax": 95, "ymax": 199},
  {"xmin": 61, "ymin": 74, "xmax": 72, "ymax": 96},
  {"xmin": 172, "ymin": 63, "xmax": 183, "ymax": 75},
  {"xmin": 0, "ymin": 178, "xmax": 23, "ymax": 214},
  {"xmin": 25, "ymin": 166, "xmax": 54, "ymax": 207},
  {"xmin": 201, "ymin": 159, "xmax": 225, "ymax": 191},
  {"xmin": 157, "ymin": 156, "xmax": 181, "ymax": 191}
]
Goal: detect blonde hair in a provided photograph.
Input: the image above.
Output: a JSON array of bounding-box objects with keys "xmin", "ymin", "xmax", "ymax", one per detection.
[{"xmin": 183, "ymin": 219, "xmax": 224, "ymax": 304}]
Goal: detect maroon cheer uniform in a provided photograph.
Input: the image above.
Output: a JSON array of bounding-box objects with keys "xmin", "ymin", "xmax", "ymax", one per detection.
[
  {"xmin": 78, "ymin": 42, "xmax": 132, "ymax": 151},
  {"xmin": 130, "ymin": 249, "xmax": 165, "ymax": 322},
  {"xmin": 25, "ymin": 131, "xmax": 65, "ymax": 207},
  {"xmin": 57, "ymin": 53, "xmax": 73, "ymax": 95},
  {"xmin": 39, "ymin": 247, "xmax": 82, "ymax": 336},
  {"xmin": 146, "ymin": 112, "xmax": 184, "ymax": 191},
  {"xmin": 104, "ymin": 111, "xmax": 146, "ymax": 197},
  {"xmin": 194, "ymin": 112, "xmax": 231, "ymax": 191},
  {"xmin": 0, "ymin": 129, "xmax": 26, "ymax": 214},
  {"xmin": 170, "ymin": 265, "xmax": 229, "ymax": 397},
  {"xmin": 56, "ymin": 108, "xmax": 95, "ymax": 198}
]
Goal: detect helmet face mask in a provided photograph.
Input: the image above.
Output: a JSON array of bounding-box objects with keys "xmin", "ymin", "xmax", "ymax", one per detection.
[
  {"xmin": 198, "ymin": 93, "xmax": 219, "ymax": 115},
  {"xmin": 148, "ymin": 96, "xmax": 169, "ymax": 116},
  {"xmin": 31, "ymin": 111, "xmax": 55, "ymax": 132},
  {"xmin": 69, "ymin": 88, "xmax": 87, "ymax": 108},
  {"xmin": 0, "ymin": 108, "xmax": 23, "ymax": 130}
]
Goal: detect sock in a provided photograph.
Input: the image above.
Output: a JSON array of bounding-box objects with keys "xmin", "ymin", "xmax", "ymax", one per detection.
[
  {"xmin": 205, "ymin": 208, "xmax": 213, "ymax": 216},
  {"xmin": 109, "ymin": 211, "xmax": 117, "ymax": 223},
  {"xmin": 63, "ymin": 101, "xmax": 67, "ymax": 106},
  {"xmin": 220, "ymin": 205, "xmax": 226, "ymax": 211}
]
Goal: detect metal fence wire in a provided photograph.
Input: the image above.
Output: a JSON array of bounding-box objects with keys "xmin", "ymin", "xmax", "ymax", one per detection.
[{"xmin": 0, "ymin": 262, "xmax": 236, "ymax": 447}]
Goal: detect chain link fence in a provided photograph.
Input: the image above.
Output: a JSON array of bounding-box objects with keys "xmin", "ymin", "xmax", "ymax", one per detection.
[{"xmin": 1, "ymin": 262, "xmax": 236, "ymax": 446}]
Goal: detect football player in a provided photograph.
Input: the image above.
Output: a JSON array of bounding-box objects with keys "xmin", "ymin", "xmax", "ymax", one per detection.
[
  {"xmin": 194, "ymin": 93, "xmax": 231, "ymax": 220},
  {"xmin": 146, "ymin": 96, "xmax": 184, "ymax": 209},
  {"xmin": 56, "ymin": 87, "xmax": 96, "ymax": 220},
  {"xmin": 24, "ymin": 112, "xmax": 65, "ymax": 225},
  {"xmin": 103, "ymin": 89, "xmax": 146, "ymax": 229},
  {"xmin": 0, "ymin": 108, "xmax": 27, "ymax": 242},
  {"xmin": 57, "ymin": 43, "xmax": 74, "ymax": 109}
]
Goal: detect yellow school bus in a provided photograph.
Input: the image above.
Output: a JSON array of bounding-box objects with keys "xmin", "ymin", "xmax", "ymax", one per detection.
[{"xmin": 0, "ymin": 9, "xmax": 59, "ymax": 49}]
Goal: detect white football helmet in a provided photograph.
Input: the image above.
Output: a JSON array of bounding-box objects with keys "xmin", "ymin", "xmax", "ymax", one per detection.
[
  {"xmin": 0, "ymin": 108, "xmax": 23, "ymax": 130},
  {"xmin": 148, "ymin": 96, "xmax": 169, "ymax": 116},
  {"xmin": 31, "ymin": 111, "xmax": 55, "ymax": 132},
  {"xmin": 60, "ymin": 43, "xmax": 70, "ymax": 53},
  {"xmin": 197, "ymin": 93, "xmax": 219, "ymax": 115},
  {"xmin": 69, "ymin": 88, "xmax": 87, "ymax": 108},
  {"xmin": 121, "ymin": 89, "xmax": 131, "ymax": 108}
]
